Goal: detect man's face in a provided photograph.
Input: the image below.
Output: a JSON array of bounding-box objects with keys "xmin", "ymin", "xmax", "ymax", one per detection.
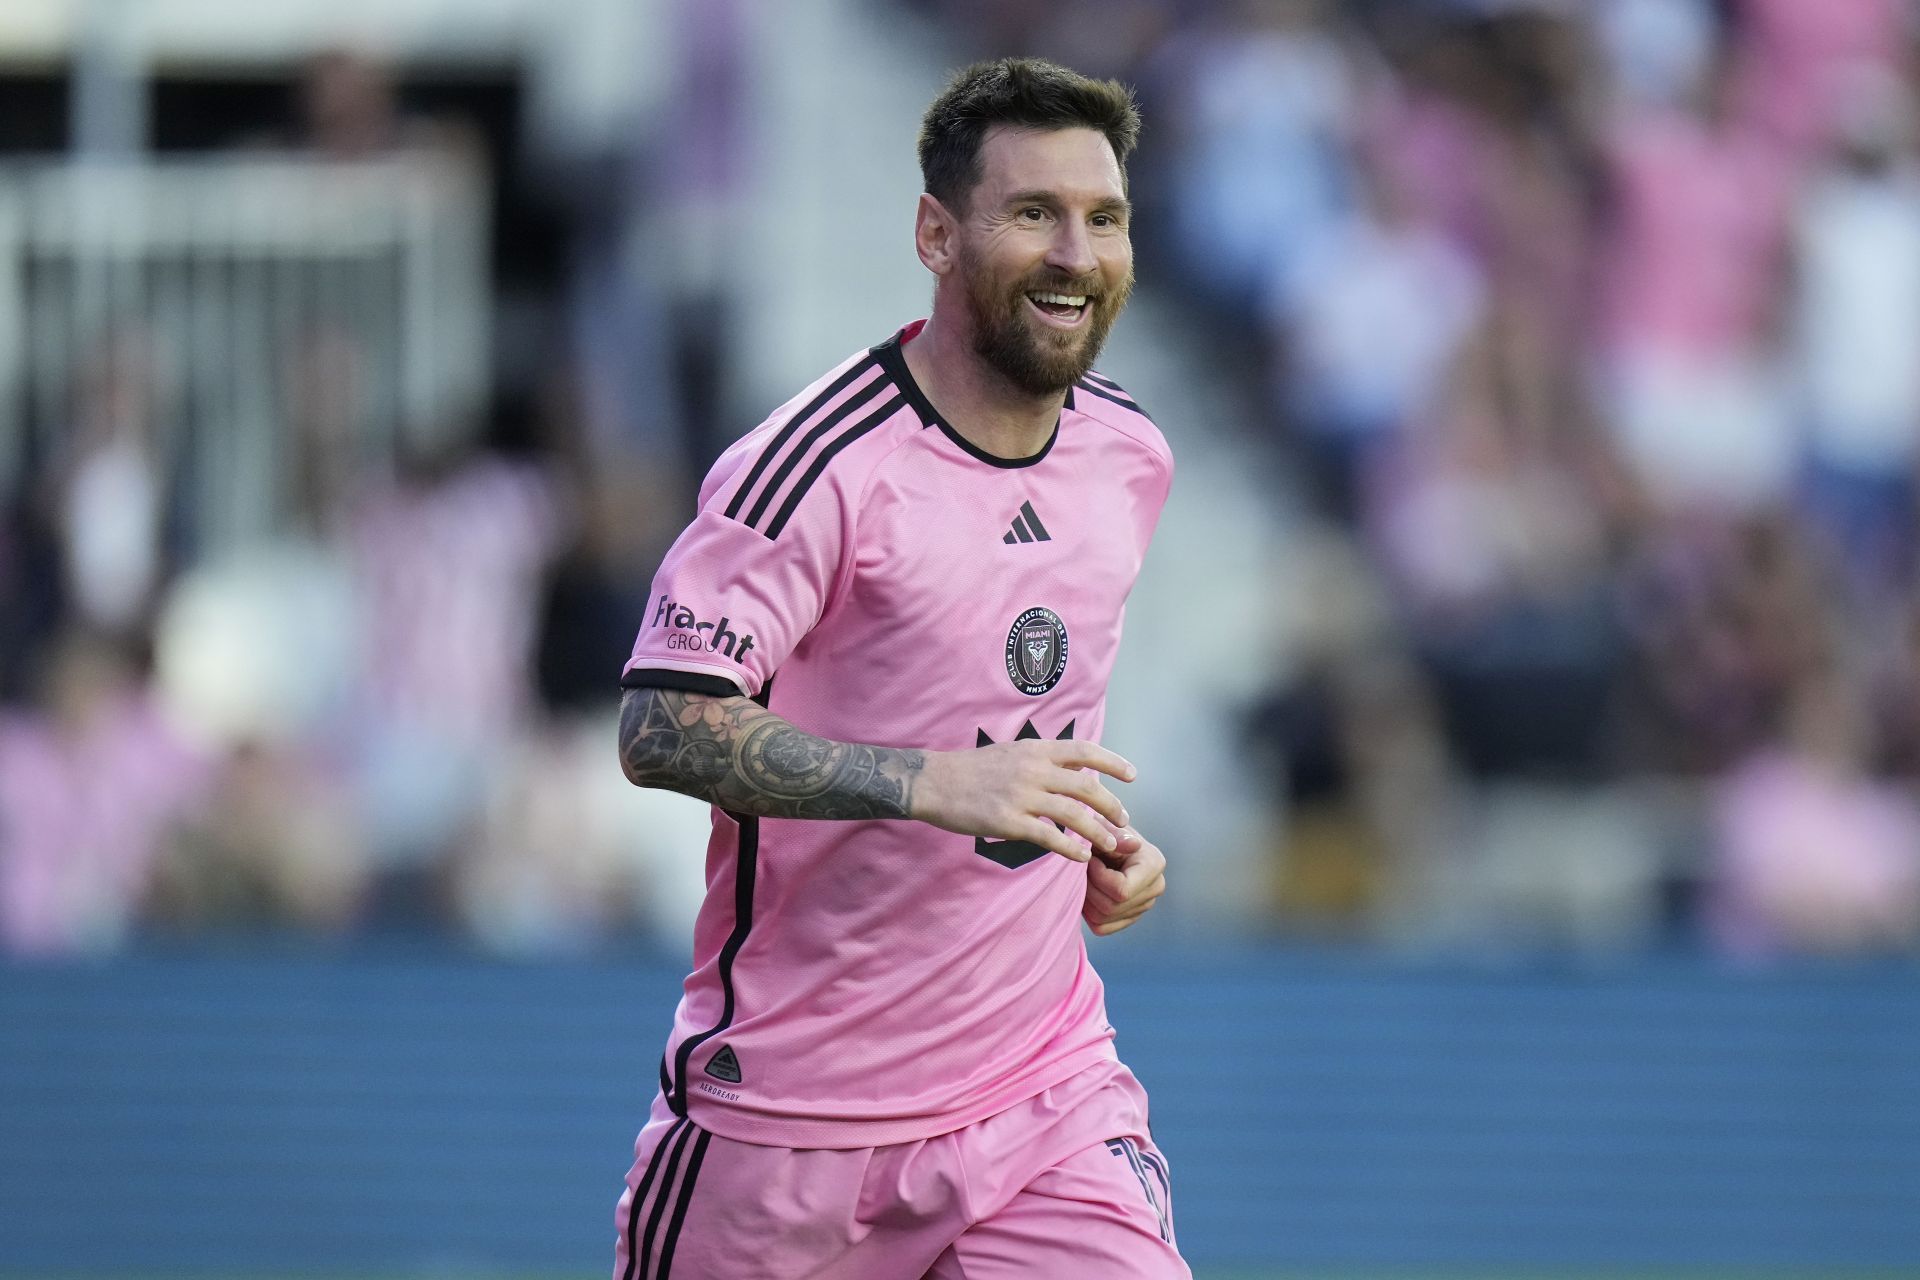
[{"xmin": 950, "ymin": 125, "xmax": 1134, "ymax": 397}]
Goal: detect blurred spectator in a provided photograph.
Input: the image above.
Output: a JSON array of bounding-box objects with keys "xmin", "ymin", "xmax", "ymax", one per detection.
[
  {"xmin": 1709, "ymin": 668, "xmax": 1920, "ymax": 957},
  {"xmin": 1369, "ymin": 301, "xmax": 1623, "ymax": 782},
  {"xmin": 296, "ymin": 48, "xmax": 480, "ymax": 163},
  {"xmin": 348, "ymin": 436, "xmax": 563, "ymax": 917},
  {"xmin": 1244, "ymin": 533, "xmax": 1457, "ymax": 935},
  {"xmin": 1597, "ymin": 41, "xmax": 1798, "ymax": 512},
  {"xmin": 0, "ymin": 631, "xmax": 207, "ymax": 955},
  {"xmin": 1597, "ymin": 0, "xmax": 1721, "ymax": 110},
  {"xmin": 1152, "ymin": 0, "xmax": 1360, "ymax": 313},
  {"xmin": 0, "ymin": 490, "xmax": 63, "ymax": 705},
  {"xmin": 1273, "ymin": 144, "xmax": 1484, "ymax": 519},
  {"xmin": 41, "ymin": 329, "xmax": 182, "ymax": 644},
  {"xmin": 1618, "ymin": 512, "xmax": 1836, "ymax": 776},
  {"xmin": 1791, "ymin": 63, "xmax": 1920, "ymax": 592},
  {"xmin": 1734, "ymin": 0, "xmax": 1909, "ymax": 154},
  {"xmin": 152, "ymin": 740, "xmax": 368, "ymax": 934},
  {"xmin": 535, "ymin": 462, "xmax": 666, "ymax": 716}
]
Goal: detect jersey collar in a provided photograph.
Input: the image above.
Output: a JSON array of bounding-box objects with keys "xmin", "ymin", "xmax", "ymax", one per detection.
[{"xmin": 870, "ymin": 321, "xmax": 1068, "ymax": 470}]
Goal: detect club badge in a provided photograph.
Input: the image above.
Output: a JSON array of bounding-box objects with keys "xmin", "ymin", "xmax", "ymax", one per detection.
[{"xmin": 1005, "ymin": 606, "xmax": 1069, "ymax": 696}]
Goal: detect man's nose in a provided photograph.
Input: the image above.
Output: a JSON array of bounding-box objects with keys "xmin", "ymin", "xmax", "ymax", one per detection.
[{"xmin": 1044, "ymin": 219, "xmax": 1098, "ymax": 279}]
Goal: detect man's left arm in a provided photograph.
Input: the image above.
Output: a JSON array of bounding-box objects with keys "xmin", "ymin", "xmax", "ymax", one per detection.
[{"xmin": 1083, "ymin": 825, "xmax": 1167, "ymax": 937}]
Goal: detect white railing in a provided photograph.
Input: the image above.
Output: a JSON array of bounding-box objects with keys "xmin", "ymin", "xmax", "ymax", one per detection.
[{"xmin": 0, "ymin": 152, "xmax": 489, "ymax": 550}]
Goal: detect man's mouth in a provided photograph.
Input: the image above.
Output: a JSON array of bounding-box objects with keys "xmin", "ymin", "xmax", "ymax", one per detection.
[{"xmin": 1025, "ymin": 290, "xmax": 1089, "ymax": 327}]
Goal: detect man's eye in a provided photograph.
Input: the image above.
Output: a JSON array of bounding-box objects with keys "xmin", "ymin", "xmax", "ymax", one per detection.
[{"xmin": 1021, "ymin": 207, "xmax": 1048, "ymax": 221}]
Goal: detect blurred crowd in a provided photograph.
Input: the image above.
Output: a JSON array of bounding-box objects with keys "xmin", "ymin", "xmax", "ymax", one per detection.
[
  {"xmin": 926, "ymin": 0, "xmax": 1920, "ymax": 957},
  {"xmin": 0, "ymin": 44, "xmax": 723, "ymax": 957},
  {"xmin": 6, "ymin": 0, "xmax": 1920, "ymax": 961}
]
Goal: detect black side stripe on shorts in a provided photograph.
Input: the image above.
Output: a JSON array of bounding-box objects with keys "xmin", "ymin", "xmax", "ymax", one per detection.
[
  {"xmin": 668, "ymin": 813, "xmax": 759, "ymax": 1115},
  {"xmin": 637, "ymin": 1119, "xmax": 698, "ymax": 1280},
  {"xmin": 1141, "ymin": 1146, "xmax": 1172, "ymax": 1207},
  {"xmin": 1107, "ymin": 1138, "xmax": 1172, "ymax": 1243},
  {"xmin": 762, "ymin": 393, "xmax": 905, "ymax": 540},
  {"xmin": 654, "ymin": 1128, "xmax": 714, "ymax": 1280},
  {"xmin": 724, "ymin": 357, "xmax": 879, "ymax": 522},
  {"xmin": 622, "ymin": 1117, "xmax": 689, "ymax": 1280},
  {"xmin": 740, "ymin": 376, "xmax": 892, "ymax": 532},
  {"xmin": 1075, "ymin": 376, "xmax": 1148, "ymax": 417}
]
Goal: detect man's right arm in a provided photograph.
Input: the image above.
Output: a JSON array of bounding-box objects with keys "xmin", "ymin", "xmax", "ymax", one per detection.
[{"xmin": 618, "ymin": 685, "xmax": 1135, "ymax": 860}]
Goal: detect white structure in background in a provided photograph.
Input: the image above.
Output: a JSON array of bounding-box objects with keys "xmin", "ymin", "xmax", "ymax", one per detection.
[{"xmin": 0, "ymin": 155, "xmax": 490, "ymax": 550}]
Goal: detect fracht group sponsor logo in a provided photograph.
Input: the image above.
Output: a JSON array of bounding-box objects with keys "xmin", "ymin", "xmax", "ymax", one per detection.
[{"xmin": 649, "ymin": 594, "xmax": 757, "ymax": 660}]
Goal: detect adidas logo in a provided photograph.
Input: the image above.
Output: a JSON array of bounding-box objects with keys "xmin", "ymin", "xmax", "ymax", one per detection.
[
  {"xmin": 705, "ymin": 1044, "xmax": 742, "ymax": 1084},
  {"xmin": 1002, "ymin": 501, "xmax": 1052, "ymax": 544}
]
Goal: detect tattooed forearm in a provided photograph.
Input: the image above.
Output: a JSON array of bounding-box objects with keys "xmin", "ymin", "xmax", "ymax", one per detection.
[{"xmin": 618, "ymin": 686, "xmax": 926, "ymax": 820}]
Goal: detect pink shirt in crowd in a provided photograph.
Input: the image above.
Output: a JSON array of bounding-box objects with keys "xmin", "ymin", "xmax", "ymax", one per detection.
[{"xmin": 1600, "ymin": 111, "xmax": 1794, "ymax": 363}]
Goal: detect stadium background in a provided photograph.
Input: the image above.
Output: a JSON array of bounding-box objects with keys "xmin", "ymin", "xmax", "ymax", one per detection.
[{"xmin": 2, "ymin": 0, "xmax": 1918, "ymax": 1276}]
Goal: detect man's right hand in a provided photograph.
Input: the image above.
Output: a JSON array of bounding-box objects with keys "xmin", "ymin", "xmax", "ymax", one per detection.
[{"xmin": 910, "ymin": 740, "xmax": 1137, "ymax": 862}]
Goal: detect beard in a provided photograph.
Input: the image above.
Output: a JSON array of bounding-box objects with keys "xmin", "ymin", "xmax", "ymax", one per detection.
[{"xmin": 957, "ymin": 239, "xmax": 1133, "ymax": 398}]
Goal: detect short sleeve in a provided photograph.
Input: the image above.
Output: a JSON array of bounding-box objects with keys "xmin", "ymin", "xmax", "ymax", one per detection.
[{"xmin": 620, "ymin": 486, "xmax": 849, "ymax": 700}]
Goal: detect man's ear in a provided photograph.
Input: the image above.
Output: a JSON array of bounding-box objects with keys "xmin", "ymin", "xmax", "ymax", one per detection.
[{"xmin": 915, "ymin": 193, "xmax": 957, "ymax": 277}]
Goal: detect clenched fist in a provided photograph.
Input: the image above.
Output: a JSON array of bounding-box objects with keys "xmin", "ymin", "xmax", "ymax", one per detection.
[{"xmin": 1083, "ymin": 825, "xmax": 1166, "ymax": 936}]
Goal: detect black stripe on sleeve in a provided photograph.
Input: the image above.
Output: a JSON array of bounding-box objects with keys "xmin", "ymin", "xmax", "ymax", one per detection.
[
  {"xmin": 1074, "ymin": 377, "xmax": 1148, "ymax": 417},
  {"xmin": 622, "ymin": 1117, "xmax": 689, "ymax": 1280},
  {"xmin": 670, "ymin": 814, "xmax": 759, "ymax": 1114},
  {"xmin": 621, "ymin": 668, "xmax": 745, "ymax": 698},
  {"xmin": 654, "ymin": 1128, "xmax": 714, "ymax": 1280},
  {"xmin": 741, "ymin": 375, "xmax": 890, "ymax": 530},
  {"xmin": 636, "ymin": 1119, "xmax": 698, "ymax": 1280},
  {"xmin": 724, "ymin": 358, "xmax": 879, "ymax": 521},
  {"xmin": 1019, "ymin": 500, "xmax": 1050, "ymax": 541},
  {"xmin": 762, "ymin": 393, "xmax": 904, "ymax": 540}
]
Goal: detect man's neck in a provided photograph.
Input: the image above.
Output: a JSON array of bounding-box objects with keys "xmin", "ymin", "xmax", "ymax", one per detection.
[{"xmin": 901, "ymin": 315, "xmax": 1065, "ymax": 461}]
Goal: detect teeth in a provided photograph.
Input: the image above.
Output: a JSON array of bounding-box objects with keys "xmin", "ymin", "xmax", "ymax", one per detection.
[{"xmin": 1030, "ymin": 292, "xmax": 1087, "ymax": 307}]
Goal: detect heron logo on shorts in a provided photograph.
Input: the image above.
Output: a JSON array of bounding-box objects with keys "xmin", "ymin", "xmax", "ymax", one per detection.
[{"xmin": 1005, "ymin": 607, "xmax": 1068, "ymax": 696}]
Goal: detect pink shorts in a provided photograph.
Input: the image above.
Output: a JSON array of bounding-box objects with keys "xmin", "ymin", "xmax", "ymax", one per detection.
[{"xmin": 611, "ymin": 1058, "xmax": 1189, "ymax": 1280}]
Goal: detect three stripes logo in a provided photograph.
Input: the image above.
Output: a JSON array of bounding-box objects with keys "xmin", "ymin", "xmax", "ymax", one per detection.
[
  {"xmin": 1107, "ymin": 1137, "xmax": 1174, "ymax": 1244},
  {"xmin": 620, "ymin": 1115, "xmax": 713, "ymax": 1280},
  {"xmin": 723, "ymin": 357, "xmax": 901, "ymax": 540},
  {"xmin": 1003, "ymin": 500, "xmax": 1051, "ymax": 545}
]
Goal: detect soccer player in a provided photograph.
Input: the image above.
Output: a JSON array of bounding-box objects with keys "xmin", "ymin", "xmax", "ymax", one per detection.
[{"xmin": 612, "ymin": 57, "xmax": 1188, "ymax": 1279}]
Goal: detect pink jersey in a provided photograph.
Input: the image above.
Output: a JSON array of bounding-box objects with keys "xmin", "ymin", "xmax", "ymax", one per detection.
[{"xmin": 621, "ymin": 320, "xmax": 1173, "ymax": 1148}]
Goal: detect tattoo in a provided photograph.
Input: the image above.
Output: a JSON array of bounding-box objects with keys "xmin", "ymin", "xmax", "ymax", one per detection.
[{"xmin": 618, "ymin": 686, "xmax": 925, "ymax": 820}]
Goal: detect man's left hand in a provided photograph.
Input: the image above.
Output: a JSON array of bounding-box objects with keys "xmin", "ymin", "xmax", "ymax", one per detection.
[{"xmin": 1082, "ymin": 825, "xmax": 1166, "ymax": 937}]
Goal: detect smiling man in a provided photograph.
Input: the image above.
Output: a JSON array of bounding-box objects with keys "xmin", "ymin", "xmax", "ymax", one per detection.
[{"xmin": 611, "ymin": 58, "xmax": 1186, "ymax": 1279}]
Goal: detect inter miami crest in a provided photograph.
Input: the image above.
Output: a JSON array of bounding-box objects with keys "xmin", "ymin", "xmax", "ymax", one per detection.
[{"xmin": 1005, "ymin": 606, "xmax": 1069, "ymax": 696}]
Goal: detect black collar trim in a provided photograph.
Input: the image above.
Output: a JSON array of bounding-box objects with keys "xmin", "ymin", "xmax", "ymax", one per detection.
[{"xmin": 870, "ymin": 328, "xmax": 1062, "ymax": 470}]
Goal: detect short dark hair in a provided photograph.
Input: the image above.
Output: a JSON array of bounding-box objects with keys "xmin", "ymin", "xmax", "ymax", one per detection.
[{"xmin": 917, "ymin": 58, "xmax": 1141, "ymax": 212}]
